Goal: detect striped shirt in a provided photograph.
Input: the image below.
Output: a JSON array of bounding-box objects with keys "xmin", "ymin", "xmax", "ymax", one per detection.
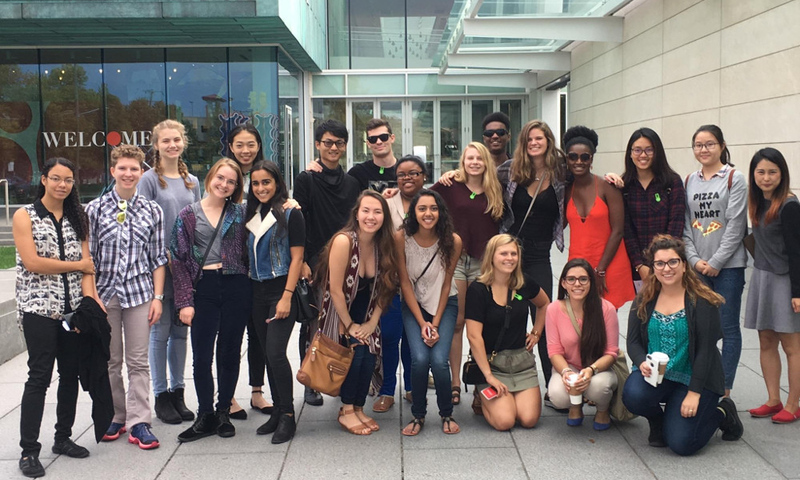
[{"xmin": 86, "ymin": 189, "xmax": 168, "ymax": 308}]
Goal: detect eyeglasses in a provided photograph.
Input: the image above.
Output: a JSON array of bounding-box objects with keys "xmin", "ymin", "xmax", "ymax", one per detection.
[
  {"xmin": 47, "ymin": 176, "xmax": 75, "ymax": 186},
  {"xmin": 214, "ymin": 174, "xmax": 238, "ymax": 187},
  {"xmin": 320, "ymin": 139, "xmax": 346, "ymax": 149},
  {"xmin": 567, "ymin": 152, "xmax": 592, "ymax": 162},
  {"xmin": 692, "ymin": 142, "xmax": 718, "ymax": 151},
  {"xmin": 564, "ymin": 276, "xmax": 590, "ymax": 285},
  {"xmin": 483, "ymin": 128, "xmax": 508, "ymax": 138},
  {"xmin": 632, "ymin": 147, "xmax": 654, "ymax": 157},
  {"xmin": 116, "ymin": 199, "xmax": 127, "ymax": 224},
  {"xmin": 653, "ymin": 258, "xmax": 682, "ymax": 270},
  {"xmin": 366, "ymin": 133, "xmax": 390, "ymax": 144},
  {"xmin": 396, "ymin": 171, "xmax": 423, "ymax": 180}
]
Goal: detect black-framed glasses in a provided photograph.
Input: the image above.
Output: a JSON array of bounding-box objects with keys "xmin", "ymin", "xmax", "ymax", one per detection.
[
  {"xmin": 564, "ymin": 276, "xmax": 590, "ymax": 285},
  {"xmin": 692, "ymin": 142, "xmax": 718, "ymax": 151},
  {"xmin": 567, "ymin": 152, "xmax": 592, "ymax": 162},
  {"xmin": 482, "ymin": 128, "xmax": 508, "ymax": 138},
  {"xmin": 632, "ymin": 147, "xmax": 654, "ymax": 156},
  {"xmin": 320, "ymin": 139, "xmax": 346, "ymax": 148},
  {"xmin": 653, "ymin": 258, "xmax": 682, "ymax": 270},
  {"xmin": 366, "ymin": 133, "xmax": 390, "ymax": 144},
  {"xmin": 396, "ymin": 171, "xmax": 423, "ymax": 179}
]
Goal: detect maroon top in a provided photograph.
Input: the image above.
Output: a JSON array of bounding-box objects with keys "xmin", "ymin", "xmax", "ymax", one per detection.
[{"xmin": 431, "ymin": 181, "xmax": 500, "ymax": 259}]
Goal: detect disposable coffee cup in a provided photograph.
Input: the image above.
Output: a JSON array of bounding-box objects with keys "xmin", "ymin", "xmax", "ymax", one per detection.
[
  {"xmin": 645, "ymin": 352, "xmax": 670, "ymax": 387},
  {"xmin": 567, "ymin": 373, "xmax": 582, "ymax": 405}
]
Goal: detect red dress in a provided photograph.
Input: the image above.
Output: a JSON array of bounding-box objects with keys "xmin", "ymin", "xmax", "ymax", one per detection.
[{"xmin": 566, "ymin": 178, "xmax": 635, "ymax": 308}]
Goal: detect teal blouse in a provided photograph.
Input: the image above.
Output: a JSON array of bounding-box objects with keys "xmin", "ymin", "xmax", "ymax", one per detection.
[{"xmin": 648, "ymin": 309, "xmax": 692, "ymax": 386}]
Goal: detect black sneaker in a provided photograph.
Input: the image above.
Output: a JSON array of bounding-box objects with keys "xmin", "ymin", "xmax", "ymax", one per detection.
[
  {"xmin": 177, "ymin": 413, "xmax": 219, "ymax": 443},
  {"xmin": 304, "ymin": 387, "xmax": 323, "ymax": 406},
  {"xmin": 19, "ymin": 455, "xmax": 45, "ymax": 478},
  {"xmin": 647, "ymin": 417, "xmax": 666, "ymax": 447},
  {"xmin": 256, "ymin": 413, "xmax": 280, "ymax": 435},
  {"xmin": 216, "ymin": 409, "xmax": 236, "ymax": 438},
  {"xmin": 718, "ymin": 397, "xmax": 744, "ymax": 441},
  {"xmin": 52, "ymin": 438, "xmax": 89, "ymax": 458}
]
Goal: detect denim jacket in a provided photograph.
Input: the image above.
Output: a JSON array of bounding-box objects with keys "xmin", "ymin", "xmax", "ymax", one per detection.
[{"xmin": 247, "ymin": 207, "xmax": 292, "ymax": 281}]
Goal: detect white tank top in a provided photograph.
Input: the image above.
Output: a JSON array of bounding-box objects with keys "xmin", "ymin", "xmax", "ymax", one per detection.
[{"xmin": 404, "ymin": 235, "xmax": 457, "ymax": 315}]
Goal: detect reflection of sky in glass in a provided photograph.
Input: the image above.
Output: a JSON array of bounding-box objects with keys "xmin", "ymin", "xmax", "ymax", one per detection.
[
  {"xmin": 166, "ymin": 62, "xmax": 228, "ymax": 115},
  {"xmin": 104, "ymin": 63, "xmax": 166, "ymax": 104}
]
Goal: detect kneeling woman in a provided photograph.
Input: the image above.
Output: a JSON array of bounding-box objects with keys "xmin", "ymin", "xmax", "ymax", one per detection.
[
  {"xmin": 316, "ymin": 191, "xmax": 399, "ymax": 435},
  {"xmin": 397, "ymin": 190, "xmax": 462, "ymax": 435},
  {"xmin": 465, "ymin": 234, "xmax": 550, "ymax": 431},
  {"xmin": 623, "ymin": 235, "xmax": 743, "ymax": 455},
  {"xmin": 546, "ymin": 259, "xmax": 619, "ymax": 430}
]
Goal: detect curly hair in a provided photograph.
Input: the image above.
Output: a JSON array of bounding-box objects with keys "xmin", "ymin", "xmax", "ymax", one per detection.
[
  {"xmin": 110, "ymin": 144, "xmax": 145, "ymax": 168},
  {"xmin": 37, "ymin": 158, "xmax": 89, "ymax": 241},
  {"xmin": 402, "ymin": 189, "xmax": 456, "ymax": 270},
  {"xmin": 245, "ymin": 161, "xmax": 290, "ymax": 235},
  {"xmin": 511, "ymin": 119, "xmax": 566, "ymax": 185},
  {"xmin": 563, "ymin": 125, "xmax": 598, "ymax": 154},
  {"xmin": 151, "ymin": 119, "xmax": 196, "ymax": 190},
  {"xmin": 556, "ymin": 258, "xmax": 606, "ymax": 367}
]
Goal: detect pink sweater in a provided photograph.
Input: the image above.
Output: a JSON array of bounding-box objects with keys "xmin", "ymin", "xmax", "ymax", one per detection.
[{"xmin": 546, "ymin": 299, "xmax": 619, "ymax": 368}]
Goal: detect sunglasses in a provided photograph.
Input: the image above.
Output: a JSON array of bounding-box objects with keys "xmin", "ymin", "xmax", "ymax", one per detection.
[
  {"xmin": 367, "ymin": 133, "xmax": 391, "ymax": 144},
  {"xmin": 116, "ymin": 199, "xmax": 128, "ymax": 224},
  {"xmin": 482, "ymin": 129, "xmax": 508, "ymax": 138},
  {"xmin": 567, "ymin": 152, "xmax": 593, "ymax": 162}
]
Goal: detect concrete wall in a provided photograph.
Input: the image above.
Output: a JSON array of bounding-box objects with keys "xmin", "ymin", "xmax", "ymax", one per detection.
[{"xmin": 568, "ymin": 0, "xmax": 800, "ymax": 187}]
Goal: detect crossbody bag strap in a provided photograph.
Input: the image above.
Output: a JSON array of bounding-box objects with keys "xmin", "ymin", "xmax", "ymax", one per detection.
[
  {"xmin": 413, "ymin": 245, "xmax": 440, "ymax": 285},
  {"xmin": 488, "ymin": 287, "xmax": 515, "ymax": 362},
  {"xmin": 192, "ymin": 199, "xmax": 229, "ymax": 288},
  {"xmin": 516, "ymin": 172, "xmax": 548, "ymax": 237},
  {"xmin": 565, "ymin": 299, "xmax": 582, "ymax": 337}
]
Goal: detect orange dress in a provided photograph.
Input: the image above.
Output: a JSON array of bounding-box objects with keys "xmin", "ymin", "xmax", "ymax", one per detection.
[{"xmin": 566, "ymin": 178, "xmax": 635, "ymax": 308}]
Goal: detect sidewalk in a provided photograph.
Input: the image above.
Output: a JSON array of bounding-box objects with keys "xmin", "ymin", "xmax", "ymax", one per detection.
[{"xmin": 0, "ymin": 244, "xmax": 798, "ymax": 479}]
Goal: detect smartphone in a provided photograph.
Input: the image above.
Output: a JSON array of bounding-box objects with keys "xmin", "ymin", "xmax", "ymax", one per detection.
[
  {"xmin": 61, "ymin": 312, "xmax": 75, "ymax": 332},
  {"xmin": 481, "ymin": 386, "xmax": 498, "ymax": 400},
  {"xmin": 265, "ymin": 315, "xmax": 277, "ymax": 324},
  {"xmin": 425, "ymin": 325, "xmax": 432, "ymax": 338}
]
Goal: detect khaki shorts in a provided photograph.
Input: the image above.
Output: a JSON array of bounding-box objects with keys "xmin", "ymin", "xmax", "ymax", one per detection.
[{"xmin": 454, "ymin": 253, "xmax": 481, "ymax": 282}]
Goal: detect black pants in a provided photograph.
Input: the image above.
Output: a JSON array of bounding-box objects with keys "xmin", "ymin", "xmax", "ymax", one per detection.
[
  {"xmin": 251, "ymin": 279, "xmax": 295, "ymax": 414},
  {"xmin": 246, "ymin": 315, "xmax": 266, "ymax": 388},
  {"xmin": 19, "ymin": 312, "xmax": 80, "ymax": 457},
  {"xmin": 523, "ymin": 256, "xmax": 554, "ymax": 388}
]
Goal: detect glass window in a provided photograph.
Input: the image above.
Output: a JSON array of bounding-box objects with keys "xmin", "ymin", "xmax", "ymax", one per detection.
[
  {"xmin": 407, "ymin": 74, "xmax": 464, "ymax": 95},
  {"xmin": 312, "ymin": 75, "xmax": 346, "ymax": 96},
  {"xmin": 328, "ymin": 1, "xmax": 350, "ymax": 69},
  {"xmin": 278, "ymin": 56, "xmax": 302, "ymax": 189},
  {"xmin": 350, "ymin": 0, "xmax": 406, "ymax": 69},
  {"xmin": 348, "ymin": 74, "xmax": 405, "ymax": 96},
  {"xmin": 351, "ymin": 101, "xmax": 374, "ymax": 165},
  {"xmin": 499, "ymin": 98, "xmax": 522, "ymax": 157},
  {"xmin": 40, "ymin": 49, "xmax": 105, "ymax": 202},
  {"xmin": 407, "ymin": 0, "xmax": 456, "ymax": 68},
  {"xmin": 411, "ymin": 101, "xmax": 434, "ymax": 176},
  {"xmin": 470, "ymin": 99, "xmax": 493, "ymax": 143},
  {"xmin": 440, "ymin": 100, "xmax": 461, "ymax": 173},
  {"xmin": 229, "ymin": 47, "xmax": 279, "ymax": 163},
  {"xmin": 311, "ymin": 99, "xmax": 347, "ymax": 168},
  {"xmin": 379, "ymin": 101, "xmax": 403, "ymax": 160}
]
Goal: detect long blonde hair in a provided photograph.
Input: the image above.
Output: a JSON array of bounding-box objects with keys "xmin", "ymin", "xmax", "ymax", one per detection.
[
  {"xmin": 151, "ymin": 119, "xmax": 196, "ymax": 190},
  {"xmin": 511, "ymin": 120, "xmax": 565, "ymax": 185},
  {"xmin": 456, "ymin": 142, "xmax": 503, "ymax": 221},
  {"xmin": 476, "ymin": 234, "xmax": 525, "ymax": 291}
]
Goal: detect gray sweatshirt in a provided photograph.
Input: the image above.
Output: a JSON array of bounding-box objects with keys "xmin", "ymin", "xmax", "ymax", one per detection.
[{"xmin": 682, "ymin": 166, "xmax": 748, "ymax": 270}]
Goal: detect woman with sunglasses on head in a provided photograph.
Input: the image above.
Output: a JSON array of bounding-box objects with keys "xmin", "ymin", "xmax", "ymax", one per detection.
[
  {"xmin": 743, "ymin": 148, "xmax": 800, "ymax": 423},
  {"xmin": 683, "ymin": 125, "xmax": 747, "ymax": 398},
  {"xmin": 546, "ymin": 259, "xmax": 619, "ymax": 430},
  {"xmin": 14, "ymin": 157, "xmax": 100, "ymax": 478},
  {"xmin": 316, "ymin": 191, "xmax": 399, "ymax": 435},
  {"xmin": 172, "ymin": 158, "xmax": 251, "ymax": 443},
  {"xmin": 465, "ymin": 234, "xmax": 550, "ymax": 431},
  {"xmin": 563, "ymin": 126, "xmax": 635, "ymax": 309},
  {"xmin": 245, "ymin": 160, "xmax": 304, "ymax": 443},
  {"xmin": 431, "ymin": 141, "xmax": 504, "ymax": 406},
  {"xmin": 397, "ymin": 189, "xmax": 462, "ymax": 436},
  {"xmin": 139, "ymin": 119, "xmax": 200, "ymax": 426},
  {"xmin": 623, "ymin": 235, "xmax": 743, "ymax": 455}
]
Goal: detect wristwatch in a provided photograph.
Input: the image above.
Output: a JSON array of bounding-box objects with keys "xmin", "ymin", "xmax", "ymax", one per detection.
[{"xmin": 154, "ymin": 294, "xmax": 164, "ymax": 301}]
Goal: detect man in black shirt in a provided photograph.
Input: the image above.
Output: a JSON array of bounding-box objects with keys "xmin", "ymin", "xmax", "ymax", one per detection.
[{"xmin": 347, "ymin": 118, "xmax": 398, "ymax": 192}]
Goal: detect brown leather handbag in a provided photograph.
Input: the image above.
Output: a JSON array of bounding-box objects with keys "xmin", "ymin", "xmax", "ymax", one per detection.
[{"xmin": 296, "ymin": 330, "xmax": 354, "ymax": 396}]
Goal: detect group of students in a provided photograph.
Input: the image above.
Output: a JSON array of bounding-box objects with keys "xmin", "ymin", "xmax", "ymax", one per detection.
[{"xmin": 13, "ymin": 112, "xmax": 799, "ymax": 478}]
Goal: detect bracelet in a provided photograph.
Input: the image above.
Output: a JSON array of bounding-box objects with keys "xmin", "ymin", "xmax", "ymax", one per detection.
[
  {"xmin": 284, "ymin": 289, "xmax": 294, "ymax": 294},
  {"xmin": 634, "ymin": 264, "xmax": 643, "ymax": 273},
  {"xmin": 590, "ymin": 365, "xmax": 598, "ymax": 375},
  {"xmin": 595, "ymin": 268, "xmax": 606, "ymax": 277},
  {"xmin": 561, "ymin": 367, "xmax": 573, "ymax": 377},
  {"xmin": 431, "ymin": 326, "xmax": 438, "ymax": 331},
  {"xmin": 531, "ymin": 330, "xmax": 539, "ymax": 337}
]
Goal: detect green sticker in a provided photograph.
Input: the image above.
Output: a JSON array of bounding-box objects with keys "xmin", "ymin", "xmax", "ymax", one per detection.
[
  {"xmin": 514, "ymin": 294, "xmax": 523, "ymax": 301},
  {"xmin": 655, "ymin": 193, "xmax": 661, "ymax": 202},
  {"xmin": 469, "ymin": 192, "xmax": 476, "ymax": 200},
  {"xmin": 379, "ymin": 167, "xmax": 385, "ymax": 175}
]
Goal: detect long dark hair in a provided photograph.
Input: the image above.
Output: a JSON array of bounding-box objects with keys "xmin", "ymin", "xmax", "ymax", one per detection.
[
  {"xmin": 38, "ymin": 158, "xmax": 89, "ymax": 241},
  {"xmin": 402, "ymin": 189, "xmax": 456, "ymax": 270},
  {"xmin": 748, "ymin": 148, "xmax": 791, "ymax": 227},
  {"xmin": 228, "ymin": 123, "xmax": 265, "ymax": 166},
  {"xmin": 622, "ymin": 128, "xmax": 679, "ymax": 191},
  {"xmin": 245, "ymin": 161, "xmax": 289, "ymax": 234},
  {"xmin": 315, "ymin": 190, "xmax": 399, "ymax": 311},
  {"xmin": 556, "ymin": 258, "xmax": 606, "ymax": 368},
  {"xmin": 692, "ymin": 124, "xmax": 732, "ymax": 166}
]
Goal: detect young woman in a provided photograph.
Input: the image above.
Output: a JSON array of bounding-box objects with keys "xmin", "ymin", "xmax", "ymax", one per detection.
[
  {"xmin": 14, "ymin": 157, "xmax": 99, "ymax": 477},
  {"xmin": 246, "ymin": 161, "xmax": 304, "ymax": 443},
  {"xmin": 87, "ymin": 145, "xmax": 168, "ymax": 450},
  {"xmin": 140, "ymin": 119, "xmax": 200, "ymax": 426},
  {"xmin": 397, "ymin": 190, "xmax": 462, "ymax": 436},
  {"xmin": 465, "ymin": 234, "xmax": 550, "ymax": 431},
  {"xmin": 623, "ymin": 235, "xmax": 743, "ymax": 456},
  {"xmin": 563, "ymin": 126, "xmax": 634, "ymax": 309},
  {"xmin": 315, "ymin": 191, "xmax": 399, "ymax": 435},
  {"xmin": 227, "ymin": 123, "xmax": 273, "ymax": 418},
  {"xmin": 431, "ymin": 142, "xmax": 504, "ymax": 405},
  {"xmin": 683, "ymin": 125, "xmax": 747, "ymax": 396},
  {"xmin": 546, "ymin": 259, "xmax": 619, "ymax": 430},
  {"xmin": 172, "ymin": 159, "xmax": 251, "ymax": 442},
  {"xmin": 743, "ymin": 148, "xmax": 800, "ymax": 423}
]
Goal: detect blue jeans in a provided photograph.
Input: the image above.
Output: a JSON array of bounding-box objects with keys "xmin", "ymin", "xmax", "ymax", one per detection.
[
  {"xmin": 623, "ymin": 373, "xmax": 722, "ymax": 456},
  {"xmin": 339, "ymin": 340, "xmax": 376, "ymax": 407},
  {"xmin": 379, "ymin": 295, "xmax": 412, "ymax": 396},
  {"xmin": 149, "ymin": 291, "xmax": 189, "ymax": 396},
  {"xmin": 700, "ymin": 267, "xmax": 745, "ymax": 390},
  {"xmin": 191, "ymin": 271, "xmax": 251, "ymax": 414},
  {"xmin": 403, "ymin": 295, "xmax": 458, "ymax": 418}
]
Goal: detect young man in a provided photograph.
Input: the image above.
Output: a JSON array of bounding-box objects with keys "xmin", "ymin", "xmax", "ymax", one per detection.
[
  {"xmin": 293, "ymin": 119, "xmax": 361, "ymax": 406},
  {"xmin": 86, "ymin": 144, "xmax": 168, "ymax": 450},
  {"xmin": 347, "ymin": 118, "xmax": 398, "ymax": 192},
  {"xmin": 481, "ymin": 111, "xmax": 512, "ymax": 169}
]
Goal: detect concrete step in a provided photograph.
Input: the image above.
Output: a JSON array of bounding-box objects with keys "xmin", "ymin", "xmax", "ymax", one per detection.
[{"xmin": 0, "ymin": 225, "xmax": 11, "ymax": 247}]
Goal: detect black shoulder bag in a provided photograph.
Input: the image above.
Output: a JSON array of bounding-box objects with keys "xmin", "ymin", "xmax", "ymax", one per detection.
[{"xmin": 462, "ymin": 288, "xmax": 513, "ymax": 389}]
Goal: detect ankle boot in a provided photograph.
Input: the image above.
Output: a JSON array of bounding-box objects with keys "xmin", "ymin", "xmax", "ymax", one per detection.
[
  {"xmin": 304, "ymin": 386, "xmax": 323, "ymax": 406},
  {"xmin": 177, "ymin": 413, "xmax": 219, "ymax": 443},
  {"xmin": 155, "ymin": 392, "xmax": 182, "ymax": 425},
  {"xmin": 647, "ymin": 417, "xmax": 666, "ymax": 447},
  {"xmin": 170, "ymin": 388, "xmax": 195, "ymax": 421},
  {"xmin": 256, "ymin": 412, "xmax": 280, "ymax": 435},
  {"xmin": 272, "ymin": 414, "xmax": 296, "ymax": 444},
  {"xmin": 216, "ymin": 409, "xmax": 235, "ymax": 438}
]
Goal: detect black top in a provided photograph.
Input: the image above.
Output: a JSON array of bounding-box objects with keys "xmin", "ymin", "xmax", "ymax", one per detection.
[
  {"xmin": 347, "ymin": 160, "xmax": 397, "ymax": 192},
  {"xmin": 509, "ymin": 183, "xmax": 558, "ymax": 262},
  {"xmin": 465, "ymin": 276, "xmax": 541, "ymax": 352}
]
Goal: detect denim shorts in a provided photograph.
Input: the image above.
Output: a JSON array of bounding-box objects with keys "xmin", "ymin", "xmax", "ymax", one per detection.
[{"xmin": 453, "ymin": 253, "xmax": 481, "ymax": 282}]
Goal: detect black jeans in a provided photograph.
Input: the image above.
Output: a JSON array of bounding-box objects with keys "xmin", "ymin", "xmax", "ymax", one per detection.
[
  {"xmin": 191, "ymin": 271, "xmax": 251, "ymax": 414},
  {"xmin": 251, "ymin": 279, "xmax": 295, "ymax": 414},
  {"xmin": 523, "ymin": 256, "xmax": 553, "ymax": 388},
  {"xmin": 19, "ymin": 312, "xmax": 80, "ymax": 457}
]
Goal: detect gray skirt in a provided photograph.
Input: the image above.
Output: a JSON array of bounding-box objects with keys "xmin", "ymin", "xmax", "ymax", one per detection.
[
  {"xmin": 744, "ymin": 267, "xmax": 800, "ymax": 333},
  {"xmin": 479, "ymin": 348, "xmax": 539, "ymax": 393}
]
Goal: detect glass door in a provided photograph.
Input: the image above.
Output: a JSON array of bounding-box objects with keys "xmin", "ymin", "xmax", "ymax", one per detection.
[
  {"xmin": 410, "ymin": 100, "xmax": 434, "ymax": 177},
  {"xmin": 439, "ymin": 100, "xmax": 462, "ymax": 176},
  {"xmin": 378, "ymin": 101, "xmax": 403, "ymax": 160},
  {"xmin": 351, "ymin": 101, "xmax": 375, "ymax": 166}
]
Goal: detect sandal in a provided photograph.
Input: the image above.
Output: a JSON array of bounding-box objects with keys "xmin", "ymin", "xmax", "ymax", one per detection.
[
  {"xmin": 338, "ymin": 407, "xmax": 371, "ymax": 435},
  {"xmin": 441, "ymin": 416, "xmax": 461, "ymax": 434},
  {"xmin": 402, "ymin": 417, "xmax": 425, "ymax": 436},
  {"xmin": 451, "ymin": 386, "xmax": 461, "ymax": 406},
  {"xmin": 353, "ymin": 406, "xmax": 380, "ymax": 431},
  {"xmin": 471, "ymin": 394, "xmax": 483, "ymax": 416},
  {"xmin": 250, "ymin": 388, "xmax": 274, "ymax": 415}
]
